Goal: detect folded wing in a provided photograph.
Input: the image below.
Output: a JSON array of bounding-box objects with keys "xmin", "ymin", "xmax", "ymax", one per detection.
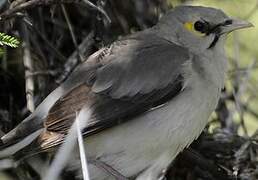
[{"xmin": 24, "ymin": 33, "xmax": 191, "ymax": 153}]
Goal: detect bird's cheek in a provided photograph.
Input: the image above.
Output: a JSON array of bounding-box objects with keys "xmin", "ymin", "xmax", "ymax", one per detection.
[{"xmin": 178, "ymin": 33, "xmax": 205, "ymax": 52}]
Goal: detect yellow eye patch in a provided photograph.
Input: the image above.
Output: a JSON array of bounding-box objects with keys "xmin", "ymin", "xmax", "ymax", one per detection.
[
  {"xmin": 184, "ymin": 22, "xmax": 205, "ymax": 37},
  {"xmin": 184, "ymin": 22, "xmax": 194, "ymax": 31}
]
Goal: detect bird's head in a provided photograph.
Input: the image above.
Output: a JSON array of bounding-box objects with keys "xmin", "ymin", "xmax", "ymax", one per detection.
[{"xmin": 156, "ymin": 6, "xmax": 253, "ymax": 52}]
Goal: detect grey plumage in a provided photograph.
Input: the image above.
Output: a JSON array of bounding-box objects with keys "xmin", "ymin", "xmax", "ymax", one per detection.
[
  {"xmin": 91, "ymin": 34, "xmax": 189, "ymax": 98},
  {"xmin": 0, "ymin": 5, "xmax": 252, "ymax": 180}
]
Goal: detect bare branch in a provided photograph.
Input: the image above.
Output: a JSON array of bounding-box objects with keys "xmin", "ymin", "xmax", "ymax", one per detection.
[
  {"xmin": 0, "ymin": 0, "xmax": 76, "ymax": 21},
  {"xmin": 22, "ymin": 22, "xmax": 35, "ymax": 112}
]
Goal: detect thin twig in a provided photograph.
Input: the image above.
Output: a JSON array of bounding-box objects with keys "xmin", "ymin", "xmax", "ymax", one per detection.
[
  {"xmin": 81, "ymin": 0, "xmax": 111, "ymax": 23},
  {"xmin": 22, "ymin": 21, "xmax": 35, "ymax": 112},
  {"xmin": 23, "ymin": 17, "xmax": 67, "ymax": 62},
  {"xmin": 61, "ymin": 4, "xmax": 83, "ymax": 61},
  {"xmin": 0, "ymin": 0, "xmax": 76, "ymax": 21},
  {"xmin": 25, "ymin": 70, "xmax": 57, "ymax": 77},
  {"xmin": 76, "ymin": 112, "xmax": 90, "ymax": 180}
]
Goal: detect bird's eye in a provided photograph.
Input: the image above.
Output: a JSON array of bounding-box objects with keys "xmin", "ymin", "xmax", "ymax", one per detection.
[
  {"xmin": 224, "ymin": 19, "xmax": 232, "ymax": 25},
  {"xmin": 194, "ymin": 20, "xmax": 209, "ymax": 33}
]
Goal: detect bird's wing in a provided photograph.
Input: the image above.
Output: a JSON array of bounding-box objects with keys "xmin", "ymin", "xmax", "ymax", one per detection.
[{"xmin": 29, "ymin": 33, "xmax": 190, "ymax": 152}]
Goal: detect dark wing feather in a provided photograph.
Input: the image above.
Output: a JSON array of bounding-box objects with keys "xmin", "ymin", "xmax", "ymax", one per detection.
[
  {"xmin": 34, "ymin": 33, "xmax": 190, "ymax": 151},
  {"xmin": 92, "ymin": 34, "xmax": 188, "ymax": 98},
  {"xmin": 45, "ymin": 84, "xmax": 92, "ymax": 134}
]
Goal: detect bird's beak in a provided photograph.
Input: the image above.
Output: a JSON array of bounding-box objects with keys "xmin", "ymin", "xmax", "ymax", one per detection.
[{"xmin": 220, "ymin": 18, "xmax": 254, "ymax": 34}]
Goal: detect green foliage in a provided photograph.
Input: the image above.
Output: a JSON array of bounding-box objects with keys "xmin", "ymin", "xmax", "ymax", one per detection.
[
  {"xmin": 0, "ymin": 32, "xmax": 19, "ymax": 48},
  {"xmin": 0, "ymin": 32, "xmax": 19, "ymax": 58}
]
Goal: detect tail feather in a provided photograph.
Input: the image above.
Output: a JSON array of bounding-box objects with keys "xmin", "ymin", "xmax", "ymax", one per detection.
[
  {"xmin": 10, "ymin": 130, "xmax": 65, "ymax": 161},
  {"xmin": 1, "ymin": 115, "xmax": 43, "ymax": 144},
  {"xmin": 0, "ymin": 129, "xmax": 43, "ymax": 159},
  {"xmin": 0, "ymin": 113, "xmax": 44, "ymax": 159}
]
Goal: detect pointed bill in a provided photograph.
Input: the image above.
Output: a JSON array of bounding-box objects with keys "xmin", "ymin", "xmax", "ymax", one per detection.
[{"xmin": 220, "ymin": 18, "xmax": 254, "ymax": 34}]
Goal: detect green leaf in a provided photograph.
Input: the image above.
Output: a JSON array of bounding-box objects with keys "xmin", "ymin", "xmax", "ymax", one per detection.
[{"xmin": 0, "ymin": 32, "xmax": 20, "ymax": 48}]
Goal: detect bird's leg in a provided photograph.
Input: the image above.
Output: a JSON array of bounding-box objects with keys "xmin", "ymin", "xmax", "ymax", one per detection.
[{"xmin": 89, "ymin": 158, "xmax": 129, "ymax": 180}]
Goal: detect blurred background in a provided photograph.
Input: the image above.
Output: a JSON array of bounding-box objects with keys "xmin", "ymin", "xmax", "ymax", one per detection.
[{"xmin": 0, "ymin": 0, "xmax": 257, "ymax": 179}]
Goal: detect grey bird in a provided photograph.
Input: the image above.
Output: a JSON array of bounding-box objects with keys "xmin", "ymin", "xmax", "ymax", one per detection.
[{"xmin": 0, "ymin": 5, "xmax": 253, "ymax": 180}]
